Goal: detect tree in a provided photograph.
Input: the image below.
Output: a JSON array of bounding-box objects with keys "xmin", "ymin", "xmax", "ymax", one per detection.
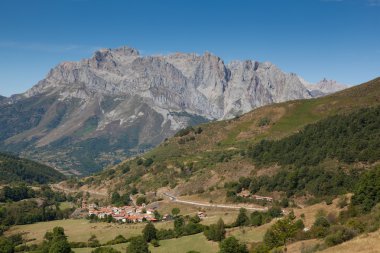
[
  {"xmin": 111, "ymin": 192, "xmax": 121, "ymax": 205},
  {"xmin": 41, "ymin": 227, "xmax": 71, "ymax": 253},
  {"xmin": 250, "ymin": 212, "xmax": 263, "ymax": 227},
  {"xmin": 204, "ymin": 218, "xmax": 225, "ymax": 241},
  {"xmin": 263, "ymin": 217, "xmax": 299, "ymax": 250},
  {"xmin": 0, "ymin": 237, "xmax": 14, "ymax": 253},
  {"xmin": 219, "ymin": 237, "xmax": 248, "ymax": 253},
  {"xmin": 189, "ymin": 215, "xmax": 201, "ymax": 224},
  {"xmin": 48, "ymin": 240, "xmax": 71, "ymax": 253},
  {"xmin": 171, "ymin": 208, "xmax": 180, "ymax": 217},
  {"xmin": 127, "ymin": 236, "xmax": 150, "ymax": 253},
  {"xmin": 174, "ymin": 216, "xmax": 185, "ymax": 235},
  {"xmin": 234, "ymin": 208, "xmax": 250, "ymax": 227},
  {"xmin": 143, "ymin": 223, "xmax": 157, "ymax": 242},
  {"xmin": 153, "ymin": 210, "xmax": 161, "ymax": 220}
]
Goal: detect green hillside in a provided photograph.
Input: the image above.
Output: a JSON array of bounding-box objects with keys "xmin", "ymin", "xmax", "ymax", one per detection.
[
  {"xmin": 75, "ymin": 77, "xmax": 380, "ymax": 199},
  {"xmin": 0, "ymin": 152, "xmax": 65, "ymax": 184}
]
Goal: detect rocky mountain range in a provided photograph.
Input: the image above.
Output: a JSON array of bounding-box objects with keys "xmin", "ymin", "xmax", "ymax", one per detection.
[{"xmin": 0, "ymin": 46, "xmax": 346, "ymax": 174}]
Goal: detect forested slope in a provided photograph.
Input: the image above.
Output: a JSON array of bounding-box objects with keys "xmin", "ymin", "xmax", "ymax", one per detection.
[{"xmin": 0, "ymin": 153, "xmax": 65, "ymax": 184}]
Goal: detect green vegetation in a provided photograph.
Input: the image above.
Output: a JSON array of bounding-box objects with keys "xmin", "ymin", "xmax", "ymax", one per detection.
[
  {"xmin": 0, "ymin": 184, "xmax": 35, "ymax": 202},
  {"xmin": 127, "ymin": 236, "xmax": 149, "ymax": 253},
  {"xmin": 219, "ymin": 236, "xmax": 248, "ymax": 253},
  {"xmin": 40, "ymin": 227, "xmax": 72, "ymax": 253},
  {"xmin": 234, "ymin": 208, "xmax": 250, "ymax": 227},
  {"xmin": 226, "ymin": 166, "xmax": 358, "ymax": 200},
  {"xmin": 203, "ymin": 218, "xmax": 225, "ymax": 242},
  {"xmin": 0, "ymin": 152, "xmax": 65, "ymax": 184},
  {"xmin": 0, "ymin": 237, "xmax": 14, "ymax": 253},
  {"xmin": 351, "ymin": 167, "xmax": 380, "ymax": 212},
  {"xmin": 0, "ymin": 185, "xmax": 74, "ymax": 231},
  {"xmin": 142, "ymin": 223, "xmax": 157, "ymax": 242},
  {"xmin": 249, "ymin": 107, "xmax": 380, "ymax": 166}
]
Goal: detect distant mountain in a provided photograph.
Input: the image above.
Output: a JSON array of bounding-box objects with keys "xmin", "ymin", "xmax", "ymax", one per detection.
[
  {"xmin": 300, "ymin": 77, "xmax": 347, "ymax": 97},
  {"xmin": 0, "ymin": 46, "xmax": 326, "ymax": 174},
  {"xmin": 0, "ymin": 152, "xmax": 65, "ymax": 184}
]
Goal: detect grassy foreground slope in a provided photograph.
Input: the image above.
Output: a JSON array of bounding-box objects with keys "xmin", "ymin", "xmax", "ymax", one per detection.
[
  {"xmin": 0, "ymin": 152, "xmax": 65, "ymax": 185},
  {"xmin": 72, "ymin": 77, "xmax": 380, "ymax": 197}
]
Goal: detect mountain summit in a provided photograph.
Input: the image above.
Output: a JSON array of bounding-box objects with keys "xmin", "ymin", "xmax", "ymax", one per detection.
[
  {"xmin": 301, "ymin": 77, "xmax": 347, "ymax": 97},
  {"xmin": 0, "ymin": 46, "xmax": 344, "ymax": 174}
]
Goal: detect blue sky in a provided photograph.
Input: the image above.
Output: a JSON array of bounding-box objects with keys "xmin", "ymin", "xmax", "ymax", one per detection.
[{"xmin": 0, "ymin": 0, "xmax": 379, "ymax": 96}]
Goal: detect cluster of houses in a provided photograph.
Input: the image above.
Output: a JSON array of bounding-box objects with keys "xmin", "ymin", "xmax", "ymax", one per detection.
[
  {"xmin": 83, "ymin": 200, "xmax": 163, "ymax": 223},
  {"xmin": 81, "ymin": 199, "xmax": 208, "ymax": 223},
  {"xmin": 237, "ymin": 189, "xmax": 274, "ymax": 202}
]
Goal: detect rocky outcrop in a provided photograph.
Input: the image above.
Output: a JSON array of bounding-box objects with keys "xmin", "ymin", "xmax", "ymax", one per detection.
[{"xmin": 0, "ymin": 46, "xmax": 325, "ymax": 174}]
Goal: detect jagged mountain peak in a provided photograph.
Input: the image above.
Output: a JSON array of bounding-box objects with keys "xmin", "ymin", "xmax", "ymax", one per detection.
[{"xmin": 299, "ymin": 76, "xmax": 347, "ymax": 97}]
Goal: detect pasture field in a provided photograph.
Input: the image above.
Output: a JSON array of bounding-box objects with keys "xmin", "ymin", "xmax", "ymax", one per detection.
[
  {"xmin": 227, "ymin": 220, "xmax": 275, "ymax": 244},
  {"xmin": 73, "ymin": 233, "xmax": 218, "ymax": 253},
  {"xmin": 6, "ymin": 219, "xmax": 173, "ymax": 244}
]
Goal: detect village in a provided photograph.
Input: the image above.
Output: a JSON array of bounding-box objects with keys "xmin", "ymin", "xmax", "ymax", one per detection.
[{"xmin": 82, "ymin": 199, "xmax": 207, "ymax": 224}]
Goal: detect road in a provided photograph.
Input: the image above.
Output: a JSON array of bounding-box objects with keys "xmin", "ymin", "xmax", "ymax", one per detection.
[{"xmin": 163, "ymin": 193, "xmax": 268, "ymax": 212}]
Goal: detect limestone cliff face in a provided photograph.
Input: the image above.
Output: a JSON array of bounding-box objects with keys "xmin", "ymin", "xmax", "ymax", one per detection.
[
  {"xmin": 24, "ymin": 46, "xmax": 312, "ymax": 120},
  {"xmin": 0, "ymin": 46, "xmax": 319, "ymax": 173}
]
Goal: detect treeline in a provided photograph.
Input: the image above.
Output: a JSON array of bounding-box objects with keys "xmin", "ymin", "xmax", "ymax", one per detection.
[
  {"xmin": 0, "ymin": 186, "xmax": 75, "ymax": 231},
  {"xmin": 248, "ymin": 107, "xmax": 380, "ymax": 167},
  {"xmin": 0, "ymin": 184, "xmax": 36, "ymax": 202},
  {"xmin": 226, "ymin": 167, "xmax": 359, "ymax": 200},
  {"xmin": 0, "ymin": 152, "xmax": 65, "ymax": 184},
  {"xmin": 0, "ymin": 200, "xmax": 73, "ymax": 229},
  {"xmin": 0, "ymin": 185, "xmax": 67, "ymax": 203}
]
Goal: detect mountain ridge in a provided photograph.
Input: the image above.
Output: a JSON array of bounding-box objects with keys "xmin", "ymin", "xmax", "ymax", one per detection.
[{"xmin": 0, "ymin": 46, "xmax": 347, "ymax": 174}]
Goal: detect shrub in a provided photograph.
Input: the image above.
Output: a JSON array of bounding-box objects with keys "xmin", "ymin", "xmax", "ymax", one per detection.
[
  {"xmin": 219, "ymin": 236, "xmax": 248, "ymax": 253},
  {"xmin": 268, "ymin": 206, "xmax": 283, "ymax": 218},
  {"xmin": 151, "ymin": 239, "xmax": 160, "ymax": 247},
  {"xmin": 136, "ymin": 158, "xmax": 143, "ymax": 166},
  {"xmin": 143, "ymin": 158, "xmax": 154, "ymax": 167},
  {"xmin": 87, "ymin": 235, "xmax": 100, "ymax": 248},
  {"xmin": 136, "ymin": 196, "xmax": 147, "ymax": 206},
  {"xmin": 234, "ymin": 208, "xmax": 250, "ymax": 227},
  {"xmin": 324, "ymin": 226, "xmax": 357, "ymax": 246},
  {"xmin": 257, "ymin": 117, "xmax": 270, "ymax": 127},
  {"xmin": 0, "ymin": 237, "xmax": 14, "ymax": 253},
  {"xmin": 175, "ymin": 127, "xmax": 194, "ymax": 137},
  {"xmin": 106, "ymin": 235, "xmax": 127, "ymax": 245}
]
